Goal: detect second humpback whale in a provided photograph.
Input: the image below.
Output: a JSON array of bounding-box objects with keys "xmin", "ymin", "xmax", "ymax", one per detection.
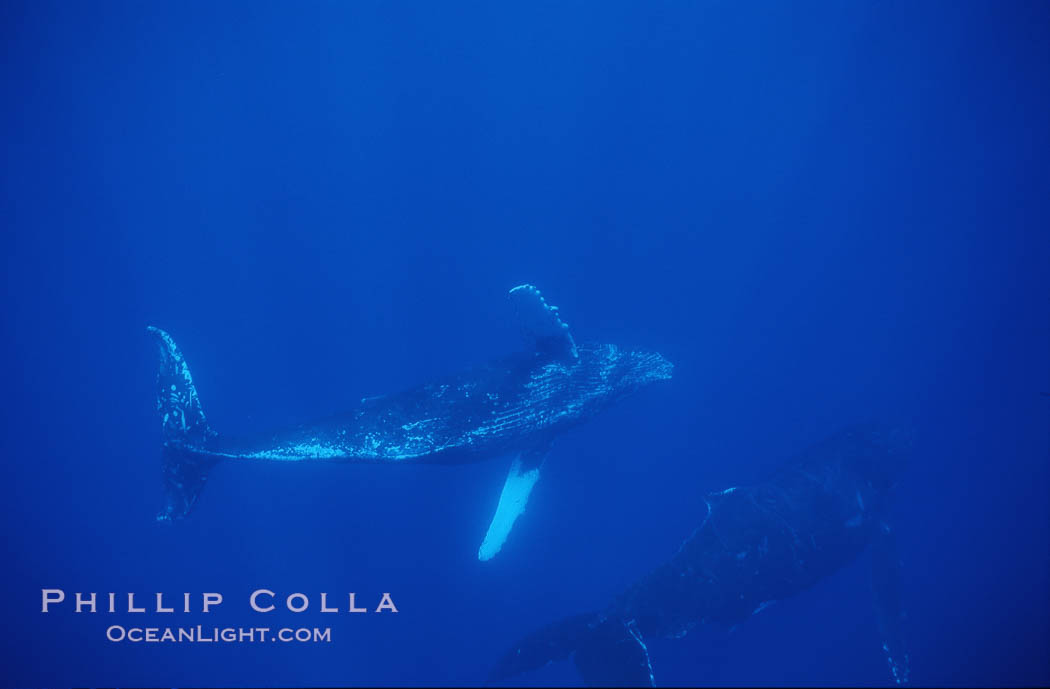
[
  {"xmin": 147, "ymin": 284, "xmax": 672, "ymax": 560},
  {"xmin": 489, "ymin": 426, "xmax": 912, "ymax": 686}
]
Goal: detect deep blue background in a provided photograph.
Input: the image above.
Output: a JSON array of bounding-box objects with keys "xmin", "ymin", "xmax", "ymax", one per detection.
[{"xmin": 2, "ymin": 1, "xmax": 1048, "ymax": 686}]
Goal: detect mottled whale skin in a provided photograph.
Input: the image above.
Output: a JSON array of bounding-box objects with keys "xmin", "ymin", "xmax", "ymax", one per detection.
[
  {"xmin": 490, "ymin": 426, "xmax": 912, "ymax": 686},
  {"xmin": 148, "ymin": 285, "xmax": 672, "ymax": 559}
]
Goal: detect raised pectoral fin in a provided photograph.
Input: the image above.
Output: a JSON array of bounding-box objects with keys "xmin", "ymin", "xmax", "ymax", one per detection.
[
  {"xmin": 509, "ymin": 284, "xmax": 578, "ymax": 361},
  {"xmin": 872, "ymin": 521, "xmax": 910, "ymax": 685},
  {"xmin": 478, "ymin": 446, "xmax": 548, "ymax": 561}
]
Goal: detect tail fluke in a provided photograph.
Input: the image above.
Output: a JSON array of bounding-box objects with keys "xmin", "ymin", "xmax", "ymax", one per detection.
[
  {"xmin": 148, "ymin": 327, "xmax": 211, "ymax": 444},
  {"xmin": 147, "ymin": 327, "xmax": 219, "ymax": 522},
  {"xmin": 158, "ymin": 445, "xmax": 219, "ymax": 522},
  {"xmin": 489, "ymin": 613, "xmax": 655, "ymax": 687}
]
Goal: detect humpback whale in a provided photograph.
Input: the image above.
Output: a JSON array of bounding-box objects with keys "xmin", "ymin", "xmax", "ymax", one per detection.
[
  {"xmin": 489, "ymin": 426, "xmax": 912, "ymax": 686},
  {"xmin": 148, "ymin": 285, "xmax": 672, "ymax": 560}
]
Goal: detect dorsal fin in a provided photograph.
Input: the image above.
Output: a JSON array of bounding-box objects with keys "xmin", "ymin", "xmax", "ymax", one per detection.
[
  {"xmin": 574, "ymin": 618, "xmax": 655, "ymax": 687},
  {"xmin": 509, "ymin": 284, "xmax": 578, "ymax": 361}
]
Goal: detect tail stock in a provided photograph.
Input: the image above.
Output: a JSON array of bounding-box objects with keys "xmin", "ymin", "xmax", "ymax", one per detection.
[{"xmin": 147, "ymin": 327, "xmax": 219, "ymax": 522}]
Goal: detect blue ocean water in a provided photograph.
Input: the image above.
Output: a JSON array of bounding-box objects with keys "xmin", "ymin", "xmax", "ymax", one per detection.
[{"xmin": 2, "ymin": 1, "xmax": 1048, "ymax": 686}]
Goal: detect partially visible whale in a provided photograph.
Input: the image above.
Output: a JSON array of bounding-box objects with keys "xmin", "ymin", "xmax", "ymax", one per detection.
[
  {"xmin": 489, "ymin": 426, "xmax": 912, "ymax": 686},
  {"xmin": 148, "ymin": 284, "xmax": 672, "ymax": 560}
]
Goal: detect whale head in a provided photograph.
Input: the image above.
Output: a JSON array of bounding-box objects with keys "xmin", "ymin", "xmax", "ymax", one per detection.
[{"xmin": 573, "ymin": 343, "xmax": 674, "ymax": 400}]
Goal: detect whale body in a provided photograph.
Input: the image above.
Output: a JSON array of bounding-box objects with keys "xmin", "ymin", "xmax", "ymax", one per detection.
[
  {"xmin": 148, "ymin": 284, "xmax": 672, "ymax": 560},
  {"xmin": 489, "ymin": 426, "xmax": 912, "ymax": 686}
]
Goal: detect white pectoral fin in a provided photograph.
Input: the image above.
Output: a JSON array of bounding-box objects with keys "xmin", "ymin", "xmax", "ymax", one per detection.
[
  {"xmin": 478, "ymin": 455, "xmax": 543, "ymax": 561},
  {"xmin": 872, "ymin": 521, "xmax": 910, "ymax": 685}
]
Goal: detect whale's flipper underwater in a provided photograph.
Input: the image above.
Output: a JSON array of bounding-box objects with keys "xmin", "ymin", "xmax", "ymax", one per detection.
[
  {"xmin": 148, "ymin": 285, "xmax": 672, "ymax": 560},
  {"xmin": 489, "ymin": 427, "xmax": 913, "ymax": 686}
]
